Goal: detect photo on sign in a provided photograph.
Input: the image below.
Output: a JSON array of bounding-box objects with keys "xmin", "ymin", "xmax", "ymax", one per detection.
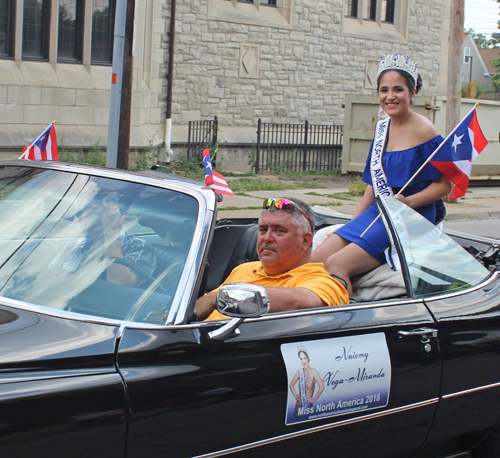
[{"xmin": 281, "ymin": 333, "xmax": 392, "ymax": 425}]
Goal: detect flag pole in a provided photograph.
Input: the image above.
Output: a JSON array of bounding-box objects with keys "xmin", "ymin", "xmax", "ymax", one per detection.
[
  {"xmin": 19, "ymin": 120, "xmax": 57, "ymax": 160},
  {"xmin": 360, "ymin": 101, "xmax": 480, "ymax": 237}
]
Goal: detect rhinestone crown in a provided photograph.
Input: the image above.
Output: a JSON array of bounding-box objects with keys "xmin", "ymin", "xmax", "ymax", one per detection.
[{"xmin": 377, "ymin": 52, "xmax": 418, "ymax": 85}]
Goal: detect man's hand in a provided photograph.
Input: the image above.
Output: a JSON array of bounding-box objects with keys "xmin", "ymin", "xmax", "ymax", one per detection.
[
  {"xmin": 102, "ymin": 202, "xmax": 138, "ymax": 287},
  {"xmin": 195, "ymin": 291, "xmax": 218, "ymax": 321},
  {"xmin": 102, "ymin": 201, "xmax": 125, "ymax": 241}
]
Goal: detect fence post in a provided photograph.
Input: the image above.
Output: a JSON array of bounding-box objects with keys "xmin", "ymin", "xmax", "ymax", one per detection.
[
  {"xmin": 187, "ymin": 121, "xmax": 192, "ymax": 159},
  {"xmin": 302, "ymin": 120, "xmax": 309, "ymax": 171},
  {"xmin": 213, "ymin": 116, "xmax": 218, "ymax": 149},
  {"xmin": 256, "ymin": 118, "xmax": 261, "ymax": 173}
]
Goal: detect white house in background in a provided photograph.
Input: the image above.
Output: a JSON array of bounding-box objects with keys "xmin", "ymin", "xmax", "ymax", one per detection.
[
  {"xmin": 477, "ymin": 47, "xmax": 500, "ymax": 98},
  {"xmin": 461, "ymin": 34, "xmax": 494, "ymax": 94}
]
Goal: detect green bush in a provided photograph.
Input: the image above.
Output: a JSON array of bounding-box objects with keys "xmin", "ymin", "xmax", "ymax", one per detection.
[{"xmin": 348, "ymin": 176, "xmax": 366, "ymax": 196}]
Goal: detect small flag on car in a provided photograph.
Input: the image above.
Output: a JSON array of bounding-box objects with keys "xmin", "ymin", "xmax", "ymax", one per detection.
[
  {"xmin": 203, "ymin": 148, "xmax": 235, "ymax": 196},
  {"xmin": 20, "ymin": 121, "xmax": 59, "ymax": 161},
  {"xmin": 430, "ymin": 106, "xmax": 488, "ymax": 199}
]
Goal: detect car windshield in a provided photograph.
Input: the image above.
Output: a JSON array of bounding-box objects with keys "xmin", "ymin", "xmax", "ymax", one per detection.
[
  {"xmin": 379, "ymin": 195, "xmax": 491, "ymax": 298},
  {"xmin": 0, "ymin": 166, "xmax": 198, "ymax": 324}
]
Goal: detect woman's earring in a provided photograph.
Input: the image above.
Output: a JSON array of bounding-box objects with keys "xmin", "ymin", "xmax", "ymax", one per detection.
[{"xmin": 411, "ymin": 97, "xmax": 415, "ymax": 105}]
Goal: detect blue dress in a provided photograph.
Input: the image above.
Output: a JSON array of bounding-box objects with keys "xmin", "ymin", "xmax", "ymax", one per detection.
[{"xmin": 335, "ymin": 135, "xmax": 444, "ymax": 264}]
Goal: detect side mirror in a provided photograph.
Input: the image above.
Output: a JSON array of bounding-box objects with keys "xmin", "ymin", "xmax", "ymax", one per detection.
[
  {"xmin": 216, "ymin": 283, "xmax": 270, "ymax": 318},
  {"xmin": 209, "ymin": 284, "xmax": 270, "ymax": 340}
]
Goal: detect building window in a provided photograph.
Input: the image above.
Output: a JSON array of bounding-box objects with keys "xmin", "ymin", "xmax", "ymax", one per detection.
[
  {"xmin": 346, "ymin": 0, "xmax": 357, "ymax": 18},
  {"xmin": 230, "ymin": 0, "xmax": 276, "ymax": 3},
  {"xmin": 464, "ymin": 47, "xmax": 470, "ymax": 64},
  {"xmin": 91, "ymin": 0, "xmax": 115, "ymax": 65},
  {"xmin": 348, "ymin": 0, "xmax": 394, "ymax": 23},
  {"xmin": 58, "ymin": 0, "xmax": 83, "ymax": 62},
  {"xmin": 382, "ymin": 0, "xmax": 394, "ymax": 23},
  {"xmin": 343, "ymin": 0, "xmax": 406, "ymax": 42},
  {"xmin": 0, "ymin": 0, "xmax": 14, "ymax": 58},
  {"xmin": 209, "ymin": 0, "xmax": 293, "ymax": 29},
  {"xmin": 23, "ymin": 0, "xmax": 50, "ymax": 60},
  {"xmin": 363, "ymin": 0, "xmax": 376, "ymax": 21}
]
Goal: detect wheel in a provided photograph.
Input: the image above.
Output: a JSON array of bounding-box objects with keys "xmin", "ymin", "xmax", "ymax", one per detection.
[
  {"xmin": 121, "ymin": 260, "xmax": 183, "ymax": 323},
  {"xmin": 109, "ymin": 256, "xmax": 168, "ymax": 294}
]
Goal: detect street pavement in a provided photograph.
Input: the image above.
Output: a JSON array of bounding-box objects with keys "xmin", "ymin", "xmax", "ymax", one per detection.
[{"xmin": 217, "ymin": 184, "xmax": 500, "ymax": 222}]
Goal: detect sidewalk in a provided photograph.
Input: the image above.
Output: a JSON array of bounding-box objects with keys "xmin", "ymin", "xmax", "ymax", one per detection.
[{"xmin": 217, "ymin": 185, "xmax": 500, "ymax": 221}]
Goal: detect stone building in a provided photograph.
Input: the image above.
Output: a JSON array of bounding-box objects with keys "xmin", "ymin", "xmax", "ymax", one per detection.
[{"xmin": 0, "ymin": 0, "xmax": 451, "ymax": 168}]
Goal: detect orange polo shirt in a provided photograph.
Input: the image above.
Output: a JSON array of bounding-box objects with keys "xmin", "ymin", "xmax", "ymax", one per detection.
[{"xmin": 205, "ymin": 261, "xmax": 349, "ymax": 321}]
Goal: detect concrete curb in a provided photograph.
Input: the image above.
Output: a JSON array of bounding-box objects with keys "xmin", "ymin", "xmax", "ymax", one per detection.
[{"xmin": 445, "ymin": 210, "xmax": 500, "ymax": 221}]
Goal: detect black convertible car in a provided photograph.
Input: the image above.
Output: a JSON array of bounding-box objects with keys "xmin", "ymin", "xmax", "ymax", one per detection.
[{"xmin": 1, "ymin": 160, "xmax": 500, "ymax": 458}]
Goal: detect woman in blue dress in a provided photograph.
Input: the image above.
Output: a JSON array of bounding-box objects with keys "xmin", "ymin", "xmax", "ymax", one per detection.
[{"xmin": 312, "ymin": 53, "xmax": 452, "ymax": 296}]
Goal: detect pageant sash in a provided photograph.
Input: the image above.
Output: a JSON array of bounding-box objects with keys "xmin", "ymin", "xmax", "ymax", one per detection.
[
  {"xmin": 299, "ymin": 368, "xmax": 308, "ymax": 407},
  {"xmin": 370, "ymin": 118, "xmax": 394, "ymax": 198},
  {"xmin": 369, "ymin": 118, "xmax": 401, "ymax": 270}
]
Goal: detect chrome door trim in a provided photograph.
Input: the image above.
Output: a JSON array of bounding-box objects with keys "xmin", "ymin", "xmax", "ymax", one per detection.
[
  {"xmin": 193, "ymin": 398, "xmax": 439, "ymax": 458},
  {"xmin": 442, "ymin": 380, "xmax": 500, "ymax": 400},
  {"xmin": 422, "ymin": 271, "xmax": 498, "ymax": 302}
]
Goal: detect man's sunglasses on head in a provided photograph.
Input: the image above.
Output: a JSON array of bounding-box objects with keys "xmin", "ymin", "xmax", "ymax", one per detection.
[{"xmin": 262, "ymin": 198, "xmax": 312, "ymax": 230}]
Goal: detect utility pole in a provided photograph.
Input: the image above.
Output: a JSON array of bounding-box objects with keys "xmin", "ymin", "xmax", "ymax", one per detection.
[
  {"xmin": 446, "ymin": 0, "xmax": 464, "ymax": 136},
  {"xmin": 117, "ymin": 0, "xmax": 136, "ymax": 170},
  {"xmin": 164, "ymin": 0, "xmax": 177, "ymax": 163},
  {"xmin": 445, "ymin": 0, "xmax": 465, "ymax": 203},
  {"xmin": 106, "ymin": 0, "xmax": 127, "ymax": 169}
]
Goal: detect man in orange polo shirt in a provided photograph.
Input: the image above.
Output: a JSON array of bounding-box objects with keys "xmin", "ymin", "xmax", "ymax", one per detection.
[{"xmin": 196, "ymin": 197, "xmax": 349, "ymax": 321}]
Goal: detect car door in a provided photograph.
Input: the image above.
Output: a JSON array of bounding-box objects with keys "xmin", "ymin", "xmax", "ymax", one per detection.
[
  {"xmin": 413, "ymin": 274, "xmax": 500, "ymax": 457},
  {"xmin": 0, "ymin": 303, "xmax": 127, "ymax": 458},
  {"xmin": 118, "ymin": 297, "xmax": 441, "ymax": 458},
  {"xmin": 373, "ymin": 194, "xmax": 500, "ymax": 456}
]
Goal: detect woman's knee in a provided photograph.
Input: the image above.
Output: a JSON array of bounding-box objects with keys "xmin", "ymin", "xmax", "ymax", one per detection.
[
  {"xmin": 312, "ymin": 234, "xmax": 348, "ymax": 263},
  {"xmin": 325, "ymin": 246, "xmax": 379, "ymax": 279}
]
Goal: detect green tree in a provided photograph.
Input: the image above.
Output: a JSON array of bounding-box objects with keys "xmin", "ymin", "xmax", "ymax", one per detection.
[
  {"xmin": 490, "ymin": 33, "xmax": 500, "ymax": 48},
  {"xmin": 466, "ymin": 29, "xmax": 490, "ymax": 48},
  {"xmin": 490, "ymin": 57, "xmax": 500, "ymax": 92}
]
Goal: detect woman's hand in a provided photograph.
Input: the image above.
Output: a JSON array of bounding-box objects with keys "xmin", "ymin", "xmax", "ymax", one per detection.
[
  {"xmin": 394, "ymin": 175, "xmax": 452, "ymax": 209},
  {"xmin": 394, "ymin": 194, "xmax": 411, "ymax": 206}
]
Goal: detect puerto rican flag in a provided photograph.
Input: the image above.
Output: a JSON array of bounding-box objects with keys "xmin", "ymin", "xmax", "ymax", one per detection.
[
  {"xmin": 21, "ymin": 123, "xmax": 59, "ymax": 161},
  {"xmin": 430, "ymin": 108, "xmax": 488, "ymax": 199},
  {"xmin": 203, "ymin": 148, "xmax": 235, "ymax": 196}
]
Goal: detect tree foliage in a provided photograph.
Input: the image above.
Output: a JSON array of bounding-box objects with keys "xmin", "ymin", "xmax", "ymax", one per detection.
[
  {"xmin": 491, "ymin": 57, "xmax": 500, "ymax": 92},
  {"xmin": 466, "ymin": 27, "xmax": 500, "ymax": 49},
  {"xmin": 466, "ymin": 29, "xmax": 491, "ymax": 49}
]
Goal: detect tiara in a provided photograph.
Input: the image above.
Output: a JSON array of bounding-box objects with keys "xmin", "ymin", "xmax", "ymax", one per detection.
[
  {"xmin": 297, "ymin": 345, "xmax": 308, "ymax": 354},
  {"xmin": 377, "ymin": 52, "xmax": 418, "ymax": 84}
]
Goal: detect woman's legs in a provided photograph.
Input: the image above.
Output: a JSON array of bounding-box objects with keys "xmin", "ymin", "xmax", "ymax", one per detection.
[
  {"xmin": 326, "ymin": 243, "xmax": 380, "ymax": 296},
  {"xmin": 311, "ymin": 233, "xmax": 350, "ymax": 264}
]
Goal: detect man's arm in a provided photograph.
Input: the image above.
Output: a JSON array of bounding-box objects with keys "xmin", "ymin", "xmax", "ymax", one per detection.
[
  {"xmin": 195, "ymin": 291, "xmax": 218, "ymax": 321},
  {"xmin": 264, "ymin": 287, "xmax": 325, "ymax": 311},
  {"xmin": 196, "ymin": 286, "xmax": 325, "ymax": 321},
  {"xmin": 102, "ymin": 203, "xmax": 138, "ymax": 287}
]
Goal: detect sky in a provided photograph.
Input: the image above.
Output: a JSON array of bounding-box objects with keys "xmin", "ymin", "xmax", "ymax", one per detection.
[{"xmin": 465, "ymin": 0, "xmax": 500, "ymax": 37}]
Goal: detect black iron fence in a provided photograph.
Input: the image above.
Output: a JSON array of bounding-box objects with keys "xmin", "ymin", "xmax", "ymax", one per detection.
[
  {"xmin": 255, "ymin": 119, "xmax": 343, "ymax": 173},
  {"xmin": 186, "ymin": 116, "xmax": 343, "ymax": 173},
  {"xmin": 187, "ymin": 116, "xmax": 218, "ymax": 160}
]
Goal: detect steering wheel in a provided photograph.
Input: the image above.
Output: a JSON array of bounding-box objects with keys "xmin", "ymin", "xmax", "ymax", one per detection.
[
  {"xmin": 124, "ymin": 260, "xmax": 184, "ymax": 323},
  {"xmin": 109, "ymin": 257, "xmax": 168, "ymax": 296}
]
